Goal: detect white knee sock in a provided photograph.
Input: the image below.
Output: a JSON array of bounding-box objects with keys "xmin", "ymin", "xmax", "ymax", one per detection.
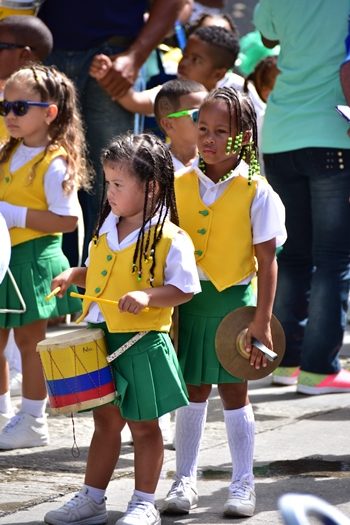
[
  {"xmin": 21, "ymin": 397, "xmax": 47, "ymax": 418},
  {"xmin": 224, "ymin": 404, "xmax": 255, "ymax": 486},
  {"xmin": 0, "ymin": 391, "xmax": 13, "ymax": 415},
  {"xmin": 84, "ymin": 484, "xmax": 106, "ymax": 504},
  {"xmin": 175, "ymin": 401, "xmax": 207, "ymax": 481}
]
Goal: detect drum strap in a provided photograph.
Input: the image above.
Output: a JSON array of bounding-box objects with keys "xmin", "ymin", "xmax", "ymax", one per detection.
[{"xmin": 106, "ymin": 331, "xmax": 149, "ymax": 363}]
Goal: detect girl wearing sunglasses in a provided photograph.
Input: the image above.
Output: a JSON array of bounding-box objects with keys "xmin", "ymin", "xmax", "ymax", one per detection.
[{"xmin": 0, "ymin": 64, "xmax": 91, "ymax": 450}]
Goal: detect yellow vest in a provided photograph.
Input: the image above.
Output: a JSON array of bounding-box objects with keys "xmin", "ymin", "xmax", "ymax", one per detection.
[
  {"xmin": 0, "ymin": 145, "xmax": 66, "ymax": 246},
  {"xmin": 175, "ymin": 170, "xmax": 260, "ymax": 291},
  {"xmin": 78, "ymin": 221, "xmax": 180, "ymax": 333}
]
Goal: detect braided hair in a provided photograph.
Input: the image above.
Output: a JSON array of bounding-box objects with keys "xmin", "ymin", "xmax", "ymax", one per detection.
[
  {"xmin": 201, "ymin": 86, "xmax": 260, "ymax": 181},
  {"xmin": 0, "ymin": 64, "xmax": 92, "ymax": 193},
  {"xmin": 96, "ymin": 132, "xmax": 178, "ymax": 286}
]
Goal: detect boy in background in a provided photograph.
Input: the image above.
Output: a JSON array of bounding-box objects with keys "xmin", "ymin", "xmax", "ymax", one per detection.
[{"xmin": 154, "ymin": 78, "xmax": 207, "ymax": 170}]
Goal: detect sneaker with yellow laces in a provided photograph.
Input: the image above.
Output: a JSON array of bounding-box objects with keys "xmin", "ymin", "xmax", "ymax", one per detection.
[{"xmin": 272, "ymin": 366, "xmax": 300, "ymax": 386}]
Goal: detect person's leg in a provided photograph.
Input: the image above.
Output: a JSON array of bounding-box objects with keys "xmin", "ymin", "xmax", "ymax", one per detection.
[
  {"xmin": 0, "ymin": 320, "xmax": 49, "ymax": 448},
  {"xmin": 264, "ymin": 151, "xmax": 313, "ymax": 368},
  {"xmin": 219, "ymin": 383, "xmax": 256, "ymax": 517},
  {"xmin": 45, "ymin": 403, "xmax": 122, "ymax": 525},
  {"xmin": 162, "ymin": 384, "xmax": 211, "ymax": 515},
  {"xmin": 300, "ymin": 148, "xmax": 350, "ymax": 374},
  {"xmin": 0, "ymin": 329, "xmax": 13, "ymax": 429},
  {"xmin": 85, "ymin": 404, "xmax": 125, "ymax": 488}
]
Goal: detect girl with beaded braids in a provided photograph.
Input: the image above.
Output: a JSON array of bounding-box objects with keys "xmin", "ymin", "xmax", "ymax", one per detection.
[
  {"xmin": 0, "ymin": 64, "xmax": 90, "ymax": 450},
  {"xmin": 46, "ymin": 132, "xmax": 200, "ymax": 525},
  {"xmin": 162, "ymin": 86, "xmax": 286, "ymax": 519}
]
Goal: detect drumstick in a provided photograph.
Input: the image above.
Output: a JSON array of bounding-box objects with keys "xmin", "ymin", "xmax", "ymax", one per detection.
[
  {"xmin": 45, "ymin": 286, "xmax": 61, "ymax": 301},
  {"xmin": 70, "ymin": 291, "xmax": 150, "ymax": 311}
]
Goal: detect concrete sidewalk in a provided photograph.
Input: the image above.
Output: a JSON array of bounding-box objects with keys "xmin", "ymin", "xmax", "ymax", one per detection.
[{"xmin": 1, "ymin": 324, "xmax": 350, "ymax": 524}]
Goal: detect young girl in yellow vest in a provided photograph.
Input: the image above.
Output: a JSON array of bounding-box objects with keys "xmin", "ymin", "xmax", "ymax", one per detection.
[
  {"xmin": 44, "ymin": 133, "xmax": 200, "ymax": 525},
  {"xmin": 162, "ymin": 86, "xmax": 286, "ymax": 518},
  {"xmin": 0, "ymin": 64, "xmax": 90, "ymax": 448}
]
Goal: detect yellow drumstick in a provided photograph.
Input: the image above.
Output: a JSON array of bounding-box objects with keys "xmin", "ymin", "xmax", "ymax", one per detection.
[
  {"xmin": 45, "ymin": 286, "xmax": 61, "ymax": 301},
  {"xmin": 70, "ymin": 291, "xmax": 150, "ymax": 311}
]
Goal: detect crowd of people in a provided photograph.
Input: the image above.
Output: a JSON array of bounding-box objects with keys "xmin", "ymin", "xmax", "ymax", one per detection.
[{"xmin": 0, "ymin": 1, "xmax": 349, "ymax": 524}]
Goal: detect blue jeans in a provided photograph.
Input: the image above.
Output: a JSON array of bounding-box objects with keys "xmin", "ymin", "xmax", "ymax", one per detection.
[
  {"xmin": 46, "ymin": 45, "xmax": 134, "ymax": 265},
  {"xmin": 264, "ymin": 148, "xmax": 350, "ymax": 374}
]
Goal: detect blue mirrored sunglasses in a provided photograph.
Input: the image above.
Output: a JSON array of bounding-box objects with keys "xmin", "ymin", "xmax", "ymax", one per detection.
[
  {"xmin": 0, "ymin": 100, "xmax": 50, "ymax": 117},
  {"xmin": 166, "ymin": 108, "xmax": 199, "ymax": 123},
  {"xmin": 0, "ymin": 42, "xmax": 27, "ymax": 51}
]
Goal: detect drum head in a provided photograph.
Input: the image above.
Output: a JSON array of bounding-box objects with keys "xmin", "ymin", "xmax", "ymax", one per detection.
[
  {"xmin": 0, "ymin": 212, "xmax": 10, "ymax": 285},
  {"xmin": 215, "ymin": 306, "xmax": 285, "ymax": 380}
]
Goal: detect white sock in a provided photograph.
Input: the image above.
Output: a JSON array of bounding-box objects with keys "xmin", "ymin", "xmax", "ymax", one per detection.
[
  {"xmin": 175, "ymin": 401, "xmax": 208, "ymax": 481},
  {"xmin": 84, "ymin": 484, "xmax": 106, "ymax": 504},
  {"xmin": 21, "ymin": 397, "xmax": 47, "ymax": 418},
  {"xmin": 134, "ymin": 489, "xmax": 155, "ymax": 504},
  {"xmin": 0, "ymin": 391, "xmax": 13, "ymax": 415},
  {"xmin": 224, "ymin": 404, "xmax": 255, "ymax": 486}
]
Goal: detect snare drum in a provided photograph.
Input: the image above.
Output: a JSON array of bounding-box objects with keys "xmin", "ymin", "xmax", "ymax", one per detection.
[
  {"xmin": 37, "ymin": 328, "xmax": 116, "ymax": 414},
  {"xmin": 0, "ymin": 0, "xmax": 43, "ymax": 18}
]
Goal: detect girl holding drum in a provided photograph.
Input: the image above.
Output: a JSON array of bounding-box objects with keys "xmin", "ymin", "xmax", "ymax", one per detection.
[
  {"xmin": 0, "ymin": 64, "xmax": 90, "ymax": 448},
  {"xmin": 45, "ymin": 133, "xmax": 200, "ymax": 525}
]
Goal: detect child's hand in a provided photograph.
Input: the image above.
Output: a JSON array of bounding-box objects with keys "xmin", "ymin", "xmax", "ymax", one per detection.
[
  {"xmin": 118, "ymin": 291, "xmax": 150, "ymax": 314},
  {"xmin": 50, "ymin": 268, "xmax": 75, "ymax": 298},
  {"xmin": 244, "ymin": 321, "xmax": 273, "ymax": 370},
  {"xmin": 89, "ymin": 54, "xmax": 113, "ymax": 80}
]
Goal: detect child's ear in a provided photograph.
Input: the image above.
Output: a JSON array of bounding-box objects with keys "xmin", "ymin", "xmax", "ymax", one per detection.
[
  {"xmin": 18, "ymin": 46, "xmax": 35, "ymax": 66},
  {"xmin": 159, "ymin": 116, "xmax": 173, "ymax": 133},
  {"xmin": 45, "ymin": 104, "xmax": 58, "ymax": 125},
  {"xmin": 242, "ymin": 129, "xmax": 253, "ymax": 145},
  {"xmin": 213, "ymin": 67, "xmax": 227, "ymax": 84}
]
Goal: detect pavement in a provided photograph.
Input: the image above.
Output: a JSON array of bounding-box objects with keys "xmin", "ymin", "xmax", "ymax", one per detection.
[{"xmin": 1, "ymin": 322, "xmax": 350, "ymax": 525}]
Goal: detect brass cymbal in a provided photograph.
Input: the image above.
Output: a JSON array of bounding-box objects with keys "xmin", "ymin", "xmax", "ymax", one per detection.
[{"xmin": 215, "ymin": 306, "xmax": 285, "ymax": 380}]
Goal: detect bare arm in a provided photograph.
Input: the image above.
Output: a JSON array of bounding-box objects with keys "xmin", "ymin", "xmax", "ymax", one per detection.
[
  {"xmin": 118, "ymin": 284, "xmax": 193, "ymax": 314},
  {"xmin": 246, "ymin": 238, "xmax": 278, "ymax": 369},
  {"xmin": 340, "ymin": 60, "xmax": 350, "ymax": 106},
  {"xmin": 26, "ymin": 210, "xmax": 78, "ymax": 233},
  {"xmin": 117, "ymin": 86, "xmax": 158, "ymax": 115}
]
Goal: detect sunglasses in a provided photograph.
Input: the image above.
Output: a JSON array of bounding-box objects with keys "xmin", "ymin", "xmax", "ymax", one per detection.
[
  {"xmin": 0, "ymin": 42, "xmax": 27, "ymax": 51},
  {"xmin": 166, "ymin": 108, "xmax": 199, "ymax": 123},
  {"xmin": 0, "ymin": 100, "xmax": 50, "ymax": 117}
]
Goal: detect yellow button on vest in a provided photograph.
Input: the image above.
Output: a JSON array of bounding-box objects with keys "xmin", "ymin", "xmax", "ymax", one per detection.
[
  {"xmin": 106, "ymin": 255, "xmax": 112, "ymax": 261},
  {"xmin": 94, "ymin": 287, "xmax": 101, "ymax": 293},
  {"xmin": 199, "ymin": 209, "xmax": 209, "ymax": 216},
  {"xmin": 5, "ymin": 177, "xmax": 10, "ymax": 183},
  {"xmin": 197, "ymin": 228, "xmax": 206, "ymax": 235},
  {"xmin": 195, "ymin": 249, "xmax": 203, "ymax": 256},
  {"xmin": 101, "ymin": 270, "xmax": 108, "ymax": 276}
]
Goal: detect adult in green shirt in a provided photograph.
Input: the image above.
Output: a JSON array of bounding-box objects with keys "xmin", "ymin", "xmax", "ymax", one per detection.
[{"xmin": 254, "ymin": 0, "xmax": 350, "ymax": 395}]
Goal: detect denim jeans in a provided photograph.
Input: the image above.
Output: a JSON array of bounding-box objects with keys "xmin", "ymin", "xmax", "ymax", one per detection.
[
  {"xmin": 264, "ymin": 148, "xmax": 350, "ymax": 374},
  {"xmin": 46, "ymin": 45, "xmax": 134, "ymax": 265}
]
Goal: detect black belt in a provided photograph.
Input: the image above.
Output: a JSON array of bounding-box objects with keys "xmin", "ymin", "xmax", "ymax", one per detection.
[{"xmin": 106, "ymin": 35, "xmax": 134, "ymax": 48}]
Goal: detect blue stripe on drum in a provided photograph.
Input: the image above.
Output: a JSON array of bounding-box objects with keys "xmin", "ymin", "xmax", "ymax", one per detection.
[{"xmin": 45, "ymin": 366, "xmax": 114, "ymax": 396}]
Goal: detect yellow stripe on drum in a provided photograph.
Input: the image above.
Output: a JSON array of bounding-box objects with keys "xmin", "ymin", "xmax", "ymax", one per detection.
[{"xmin": 37, "ymin": 328, "xmax": 108, "ymax": 380}]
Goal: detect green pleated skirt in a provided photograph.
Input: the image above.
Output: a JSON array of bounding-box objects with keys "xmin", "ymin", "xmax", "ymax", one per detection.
[
  {"xmin": 0, "ymin": 236, "xmax": 82, "ymax": 328},
  {"xmin": 178, "ymin": 281, "xmax": 256, "ymax": 385},
  {"xmin": 92, "ymin": 324, "xmax": 189, "ymax": 421}
]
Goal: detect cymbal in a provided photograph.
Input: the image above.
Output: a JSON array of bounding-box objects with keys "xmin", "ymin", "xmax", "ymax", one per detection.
[{"xmin": 215, "ymin": 306, "xmax": 285, "ymax": 380}]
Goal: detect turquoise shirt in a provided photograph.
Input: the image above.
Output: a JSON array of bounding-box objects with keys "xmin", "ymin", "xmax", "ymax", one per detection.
[{"xmin": 254, "ymin": 0, "xmax": 350, "ymax": 153}]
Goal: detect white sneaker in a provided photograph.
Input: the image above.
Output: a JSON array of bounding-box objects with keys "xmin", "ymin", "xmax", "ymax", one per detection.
[
  {"xmin": 0, "ymin": 411, "xmax": 13, "ymax": 432},
  {"xmin": 0, "ymin": 412, "xmax": 49, "ymax": 449},
  {"xmin": 44, "ymin": 488, "xmax": 107, "ymax": 525},
  {"xmin": 9, "ymin": 369, "xmax": 22, "ymax": 396},
  {"xmin": 116, "ymin": 495, "xmax": 160, "ymax": 525},
  {"xmin": 162, "ymin": 476, "xmax": 198, "ymax": 514},
  {"xmin": 223, "ymin": 481, "xmax": 256, "ymax": 517}
]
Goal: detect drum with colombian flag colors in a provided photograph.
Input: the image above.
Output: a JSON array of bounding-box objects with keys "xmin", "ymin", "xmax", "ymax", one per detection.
[
  {"xmin": 0, "ymin": 0, "xmax": 43, "ymax": 18},
  {"xmin": 37, "ymin": 328, "xmax": 116, "ymax": 414}
]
